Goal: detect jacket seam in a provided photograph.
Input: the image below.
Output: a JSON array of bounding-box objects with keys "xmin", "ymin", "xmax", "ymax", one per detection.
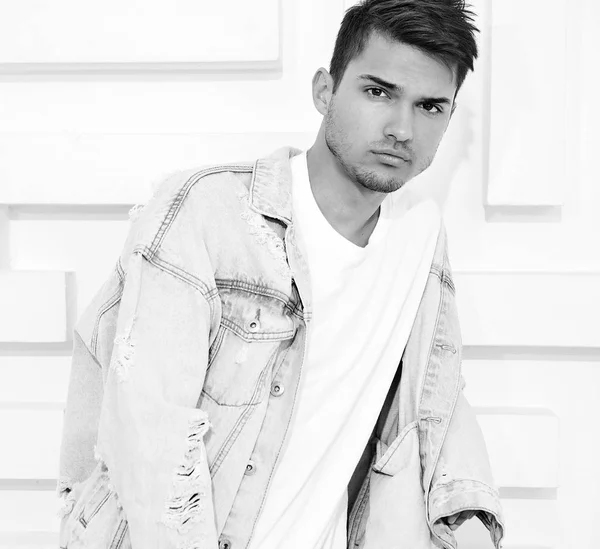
[
  {"xmin": 220, "ymin": 317, "xmax": 295, "ymax": 341},
  {"xmin": 430, "ymin": 504, "xmax": 503, "ymax": 525},
  {"xmin": 209, "ymin": 362, "xmax": 271, "ymax": 475},
  {"xmin": 215, "ymin": 278, "xmax": 302, "ymax": 319},
  {"xmin": 74, "ymin": 329, "xmax": 103, "ymax": 371},
  {"xmin": 477, "ymin": 508, "xmax": 505, "ymax": 530},
  {"xmin": 115, "ymin": 258, "xmax": 125, "ymax": 282},
  {"xmin": 374, "ymin": 423, "xmax": 418, "ymax": 472},
  {"xmin": 200, "ymin": 390, "xmax": 261, "ymax": 409},
  {"xmin": 430, "ymin": 478, "xmax": 500, "ymax": 497},
  {"xmin": 418, "ymin": 280, "xmax": 461, "ymax": 496},
  {"xmin": 417, "ymin": 279, "xmax": 445, "ymax": 417},
  {"xmin": 271, "ymin": 342, "xmax": 294, "ymax": 381},
  {"xmin": 434, "ymin": 504, "xmax": 500, "ymax": 517},
  {"xmin": 429, "ymin": 265, "xmax": 456, "ymax": 294},
  {"xmin": 109, "ymin": 519, "xmax": 129, "ymax": 549},
  {"xmin": 132, "ymin": 248, "xmax": 220, "ymax": 343},
  {"xmin": 244, "ymin": 331, "xmax": 308, "ymax": 549},
  {"xmin": 347, "ymin": 474, "xmax": 371, "ymax": 546},
  {"xmin": 207, "ymin": 325, "xmax": 227, "ymax": 371},
  {"xmin": 248, "ymin": 158, "xmax": 292, "ymax": 226},
  {"xmin": 138, "ymin": 247, "xmax": 218, "ymax": 303},
  {"xmin": 147, "ymin": 165, "xmax": 254, "ymax": 257},
  {"xmin": 90, "ymin": 287, "xmax": 122, "ymax": 356}
]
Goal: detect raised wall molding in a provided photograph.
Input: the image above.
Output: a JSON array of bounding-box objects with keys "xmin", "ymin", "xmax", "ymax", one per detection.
[
  {"xmin": 0, "ymin": 410, "xmax": 62, "ymax": 480},
  {"xmin": 0, "ymin": 0, "xmax": 281, "ymax": 73},
  {"xmin": 0, "ymin": 132, "xmax": 315, "ymax": 205},
  {"xmin": 499, "ymin": 499, "xmax": 558, "ymax": 548},
  {"xmin": 0, "ymin": 403, "xmax": 560, "ymax": 547},
  {"xmin": 0, "ymin": 532, "xmax": 57, "ymax": 549},
  {"xmin": 474, "ymin": 407, "xmax": 558, "ymax": 489},
  {"xmin": 0, "ymin": 491, "xmax": 59, "ymax": 532},
  {"xmin": 486, "ymin": 0, "xmax": 566, "ymax": 206},
  {"xmin": 0, "ymin": 357, "xmax": 71, "ymax": 404},
  {"xmin": 0, "ymin": 271, "xmax": 74, "ymax": 343},
  {"xmin": 0, "ymin": 404, "xmax": 554, "ymax": 487},
  {"xmin": 455, "ymin": 271, "xmax": 600, "ymax": 348}
]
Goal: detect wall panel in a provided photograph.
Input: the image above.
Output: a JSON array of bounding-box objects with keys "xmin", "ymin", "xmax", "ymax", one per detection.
[
  {"xmin": 486, "ymin": 0, "xmax": 566, "ymax": 206},
  {"xmin": 475, "ymin": 408, "xmax": 558, "ymax": 489},
  {"xmin": 0, "ymin": 0, "xmax": 281, "ymax": 69},
  {"xmin": 1, "ymin": 405, "xmax": 551, "ymax": 504},
  {"xmin": 0, "ymin": 491, "xmax": 59, "ymax": 532},
  {"xmin": 0, "ymin": 532, "xmax": 57, "ymax": 549},
  {"xmin": 0, "ymin": 357, "xmax": 71, "ymax": 404},
  {"xmin": 454, "ymin": 272, "xmax": 600, "ymax": 348},
  {"xmin": 0, "ymin": 410, "xmax": 62, "ymax": 480},
  {"xmin": 0, "ymin": 271, "xmax": 72, "ymax": 342},
  {"xmin": 0, "ymin": 133, "xmax": 315, "ymax": 205},
  {"xmin": 0, "ymin": 0, "xmax": 598, "ymax": 548}
]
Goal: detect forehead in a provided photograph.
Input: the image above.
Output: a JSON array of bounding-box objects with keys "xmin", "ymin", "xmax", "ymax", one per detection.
[{"xmin": 344, "ymin": 32, "xmax": 457, "ymax": 94}]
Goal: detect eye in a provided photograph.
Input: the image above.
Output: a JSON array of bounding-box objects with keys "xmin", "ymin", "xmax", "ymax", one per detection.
[
  {"xmin": 420, "ymin": 102, "xmax": 443, "ymax": 114},
  {"xmin": 366, "ymin": 87, "xmax": 390, "ymax": 99}
]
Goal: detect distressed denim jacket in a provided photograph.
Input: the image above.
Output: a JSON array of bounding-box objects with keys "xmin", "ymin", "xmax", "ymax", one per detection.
[{"xmin": 59, "ymin": 147, "xmax": 505, "ymax": 549}]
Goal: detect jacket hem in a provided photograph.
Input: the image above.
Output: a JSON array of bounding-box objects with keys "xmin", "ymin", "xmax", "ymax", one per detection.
[{"xmin": 428, "ymin": 479, "xmax": 505, "ymax": 549}]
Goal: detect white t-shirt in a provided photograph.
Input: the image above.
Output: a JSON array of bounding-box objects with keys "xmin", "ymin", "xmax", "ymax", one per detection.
[{"xmin": 248, "ymin": 152, "xmax": 441, "ymax": 549}]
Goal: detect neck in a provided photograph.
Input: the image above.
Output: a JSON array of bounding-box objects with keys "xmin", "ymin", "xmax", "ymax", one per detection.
[{"xmin": 305, "ymin": 131, "xmax": 386, "ymax": 247}]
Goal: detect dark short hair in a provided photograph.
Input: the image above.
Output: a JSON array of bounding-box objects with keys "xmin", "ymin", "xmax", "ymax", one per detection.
[{"xmin": 329, "ymin": 0, "xmax": 479, "ymax": 94}]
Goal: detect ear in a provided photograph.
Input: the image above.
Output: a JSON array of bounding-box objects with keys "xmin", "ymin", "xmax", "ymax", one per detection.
[
  {"xmin": 312, "ymin": 68, "xmax": 334, "ymax": 116},
  {"xmin": 450, "ymin": 101, "xmax": 457, "ymax": 119}
]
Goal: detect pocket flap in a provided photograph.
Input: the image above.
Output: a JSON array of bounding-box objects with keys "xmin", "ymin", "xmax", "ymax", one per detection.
[{"xmin": 372, "ymin": 421, "xmax": 419, "ymax": 476}]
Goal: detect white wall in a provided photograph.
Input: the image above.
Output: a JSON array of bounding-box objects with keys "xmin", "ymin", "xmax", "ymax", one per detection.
[{"xmin": 0, "ymin": 1, "xmax": 598, "ymax": 547}]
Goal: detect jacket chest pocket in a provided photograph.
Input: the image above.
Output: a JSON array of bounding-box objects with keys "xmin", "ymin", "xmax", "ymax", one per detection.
[{"xmin": 203, "ymin": 288, "xmax": 296, "ymax": 407}]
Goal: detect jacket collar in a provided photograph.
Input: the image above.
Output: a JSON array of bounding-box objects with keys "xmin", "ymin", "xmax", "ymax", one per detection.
[
  {"xmin": 250, "ymin": 147, "xmax": 446, "ymax": 259},
  {"xmin": 249, "ymin": 146, "xmax": 303, "ymax": 225}
]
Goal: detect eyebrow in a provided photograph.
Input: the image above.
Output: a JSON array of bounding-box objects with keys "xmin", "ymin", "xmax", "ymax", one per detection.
[{"xmin": 357, "ymin": 73, "xmax": 453, "ymax": 105}]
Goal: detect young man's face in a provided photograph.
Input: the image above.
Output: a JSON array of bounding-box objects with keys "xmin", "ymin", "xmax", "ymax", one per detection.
[{"xmin": 322, "ymin": 32, "xmax": 457, "ymax": 194}]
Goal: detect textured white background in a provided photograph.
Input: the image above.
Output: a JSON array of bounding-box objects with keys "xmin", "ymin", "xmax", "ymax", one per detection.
[{"xmin": 0, "ymin": 0, "xmax": 598, "ymax": 547}]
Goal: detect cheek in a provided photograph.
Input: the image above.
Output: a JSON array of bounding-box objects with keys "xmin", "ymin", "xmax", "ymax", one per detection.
[
  {"xmin": 334, "ymin": 103, "xmax": 361, "ymax": 133},
  {"xmin": 333, "ymin": 99, "xmax": 378, "ymax": 137}
]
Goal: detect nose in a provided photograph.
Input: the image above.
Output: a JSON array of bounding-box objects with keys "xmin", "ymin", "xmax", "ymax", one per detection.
[{"xmin": 383, "ymin": 104, "xmax": 413, "ymax": 142}]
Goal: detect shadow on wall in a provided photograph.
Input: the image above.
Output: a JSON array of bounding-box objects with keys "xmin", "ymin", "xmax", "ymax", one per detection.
[
  {"xmin": 405, "ymin": 100, "xmax": 476, "ymax": 210},
  {"xmin": 0, "ymin": 207, "xmax": 9, "ymax": 268}
]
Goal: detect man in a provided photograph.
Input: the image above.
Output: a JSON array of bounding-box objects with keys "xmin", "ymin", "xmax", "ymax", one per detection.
[{"xmin": 59, "ymin": 1, "xmax": 505, "ymax": 548}]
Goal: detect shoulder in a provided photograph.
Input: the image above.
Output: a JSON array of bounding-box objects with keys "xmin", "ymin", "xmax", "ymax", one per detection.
[
  {"xmin": 150, "ymin": 161, "xmax": 256, "ymax": 207},
  {"xmin": 119, "ymin": 161, "xmax": 256, "ymax": 262}
]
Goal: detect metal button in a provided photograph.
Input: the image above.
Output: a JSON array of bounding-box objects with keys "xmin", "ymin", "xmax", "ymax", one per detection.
[
  {"xmin": 248, "ymin": 319, "xmax": 261, "ymax": 332},
  {"xmin": 245, "ymin": 460, "xmax": 256, "ymax": 475},
  {"xmin": 219, "ymin": 537, "xmax": 232, "ymax": 549},
  {"xmin": 270, "ymin": 382, "xmax": 284, "ymax": 397}
]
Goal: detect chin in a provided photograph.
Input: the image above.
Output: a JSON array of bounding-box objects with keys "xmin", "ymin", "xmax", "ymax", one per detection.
[{"xmin": 359, "ymin": 177, "xmax": 406, "ymax": 194}]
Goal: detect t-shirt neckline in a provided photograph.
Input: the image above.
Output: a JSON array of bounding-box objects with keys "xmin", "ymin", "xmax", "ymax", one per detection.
[{"xmin": 293, "ymin": 151, "xmax": 391, "ymax": 260}]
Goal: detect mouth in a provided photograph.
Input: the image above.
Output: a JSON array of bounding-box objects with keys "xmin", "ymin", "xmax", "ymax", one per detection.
[{"xmin": 371, "ymin": 150, "xmax": 410, "ymax": 167}]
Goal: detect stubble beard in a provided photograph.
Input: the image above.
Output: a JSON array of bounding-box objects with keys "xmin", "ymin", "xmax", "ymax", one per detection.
[
  {"xmin": 324, "ymin": 108, "xmax": 407, "ymax": 194},
  {"xmin": 324, "ymin": 105, "xmax": 439, "ymax": 194},
  {"xmin": 325, "ymin": 132, "xmax": 405, "ymax": 194}
]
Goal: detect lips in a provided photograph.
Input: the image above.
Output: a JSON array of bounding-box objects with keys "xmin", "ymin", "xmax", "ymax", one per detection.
[{"xmin": 372, "ymin": 149, "xmax": 410, "ymax": 162}]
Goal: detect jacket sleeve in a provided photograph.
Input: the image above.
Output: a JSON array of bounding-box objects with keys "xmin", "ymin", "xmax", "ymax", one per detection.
[
  {"xmin": 58, "ymin": 262, "xmax": 123, "ymax": 514},
  {"xmin": 428, "ymin": 383, "xmax": 505, "ymax": 548},
  {"xmin": 59, "ymin": 186, "xmax": 220, "ymax": 547},
  {"xmin": 95, "ymin": 250, "xmax": 219, "ymax": 548},
  {"xmin": 427, "ymin": 233, "xmax": 505, "ymax": 549}
]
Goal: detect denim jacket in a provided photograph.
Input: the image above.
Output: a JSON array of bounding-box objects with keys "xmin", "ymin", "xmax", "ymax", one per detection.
[{"xmin": 59, "ymin": 146, "xmax": 505, "ymax": 549}]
